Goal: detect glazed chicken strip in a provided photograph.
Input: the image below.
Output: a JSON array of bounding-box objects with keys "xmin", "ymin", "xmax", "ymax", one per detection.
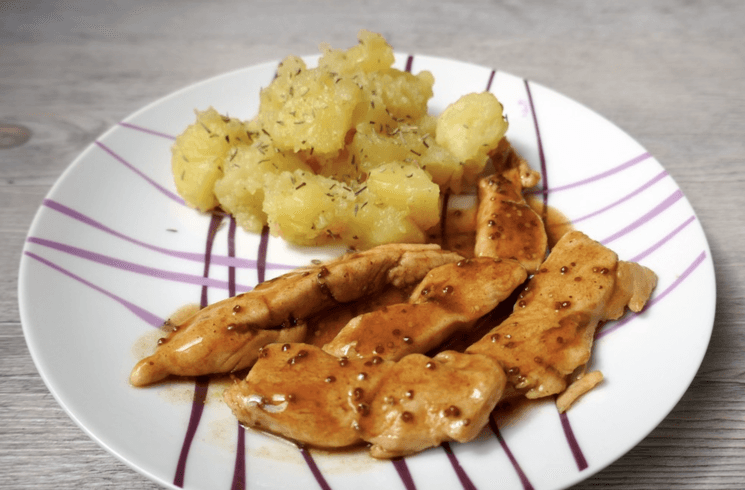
[
  {"xmin": 475, "ymin": 141, "xmax": 547, "ymax": 272},
  {"xmin": 467, "ymin": 231, "xmax": 657, "ymax": 398},
  {"xmin": 130, "ymin": 243, "xmax": 463, "ymax": 386},
  {"xmin": 323, "ymin": 257, "xmax": 527, "ymax": 360},
  {"xmin": 223, "ymin": 343, "xmax": 505, "ymax": 457},
  {"xmin": 305, "ymin": 286, "xmax": 412, "ymax": 348},
  {"xmin": 361, "ymin": 350, "xmax": 505, "ymax": 458}
]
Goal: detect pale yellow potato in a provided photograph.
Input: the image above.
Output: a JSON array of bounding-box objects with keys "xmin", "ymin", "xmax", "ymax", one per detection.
[
  {"xmin": 366, "ymin": 163, "xmax": 440, "ymax": 231},
  {"xmin": 318, "ymin": 29, "xmax": 395, "ymax": 75},
  {"xmin": 256, "ymin": 56, "xmax": 362, "ymax": 155},
  {"xmin": 171, "ymin": 31, "xmax": 511, "ymax": 249},
  {"xmin": 262, "ymin": 170, "xmax": 344, "ymax": 242},
  {"xmin": 260, "ymin": 163, "xmax": 438, "ymax": 248},
  {"xmin": 435, "ymin": 92, "xmax": 508, "ymax": 186},
  {"xmin": 171, "ymin": 108, "xmax": 251, "ymax": 211},
  {"xmin": 214, "ymin": 125, "xmax": 314, "ymax": 233}
]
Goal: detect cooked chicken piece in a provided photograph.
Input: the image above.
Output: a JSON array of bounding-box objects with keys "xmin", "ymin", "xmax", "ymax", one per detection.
[
  {"xmin": 555, "ymin": 370, "xmax": 604, "ymax": 413},
  {"xmin": 362, "ymin": 351, "xmax": 505, "ymax": 458},
  {"xmin": 467, "ymin": 231, "xmax": 657, "ymax": 399},
  {"xmin": 604, "ymin": 261, "xmax": 659, "ymax": 320},
  {"xmin": 490, "ymin": 137, "xmax": 542, "ymax": 190},
  {"xmin": 130, "ymin": 243, "xmax": 463, "ymax": 386},
  {"xmin": 524, "ymin": 196, "xmax": 576, "ymax": 249},
  {"xmin": 475, "ymin": 142, "xmax": 547, "ymax": 272},
  {"xmin": 223, "ymin": 344, "xmax": 505, "ymax": 457},
  {"xmin": 224, "ymin": 343, "xmax": 393, "ymax": 448},
  {"xmin": 323, "ymin": 257, "xmax": 527, "ymax": 360},
  {"xmin": 305, "ymin": 286, "xmax": 412, "ymax": 348}
]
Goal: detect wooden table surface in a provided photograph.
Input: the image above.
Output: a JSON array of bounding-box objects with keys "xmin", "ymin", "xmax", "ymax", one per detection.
[{"xmin": 2, "ymin": 1, "xmax": 743, "ymax": 488}]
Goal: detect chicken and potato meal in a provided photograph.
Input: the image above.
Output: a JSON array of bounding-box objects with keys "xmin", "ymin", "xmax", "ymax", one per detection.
[{"xmin": 132, "ymin": 31, "xmax": 657, "ymax": 459}]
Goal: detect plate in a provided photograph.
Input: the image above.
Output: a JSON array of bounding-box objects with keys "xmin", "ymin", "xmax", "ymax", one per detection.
[{"xmin": 18, "ymin": 53, "xmax": 715, "ymax": 490}]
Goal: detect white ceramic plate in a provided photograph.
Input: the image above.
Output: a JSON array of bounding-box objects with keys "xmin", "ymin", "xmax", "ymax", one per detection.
[{"xmin": 19, "ymin": 54, "xmax": 715, "ymax": 490}]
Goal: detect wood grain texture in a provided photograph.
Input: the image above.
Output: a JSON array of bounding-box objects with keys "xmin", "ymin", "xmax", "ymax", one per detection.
[{"xmin": 2, "ymin": 0, "xmax": 743, "ymax": 488}]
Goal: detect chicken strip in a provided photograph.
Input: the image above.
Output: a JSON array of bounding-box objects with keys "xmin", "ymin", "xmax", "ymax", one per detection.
[
  {"xmin": 305, "ymin": 286, "xmax": 412, "ymax": 348},
  {"xmin": 130, "ymin": 243, "xmax": 463, "ymax": 386},
  {"xmin": 490, "ymin": 137, "xmax": 542, "ymax": 191},
  {"xmin": 475, "ymin": 141, "xmax": 547, "ymax": 272},
  {"xmin": 323, "ymin": 257, "xmax": 527, "ymax": 360},
  {"xmin": 467, "ymin": 231, "xmax": 657, "ymax": 398},
  {"xmin": 361, "ymin": 350, "xmax": 505, "ymax": 458},
  {"xmin": 223, "ymin": 343, "xmax": 505, "ymax": 457},
  {"xmin": 224, "ymin": 343, "xmax": 392, "ymax": 448}
]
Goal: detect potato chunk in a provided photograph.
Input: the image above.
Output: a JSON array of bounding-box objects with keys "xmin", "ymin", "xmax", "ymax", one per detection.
[
  {"xmin": 436, "ymin": 92, "xmax": 508, "ymax": 185},
  {"xmin": 171, "ymin": 108, "xmax": 252, "ymax": 211}
]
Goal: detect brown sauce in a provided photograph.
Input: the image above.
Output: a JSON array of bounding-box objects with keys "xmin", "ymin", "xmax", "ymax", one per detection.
[
  {"xmin": 525, "ymin": 196, "xmax": 575, "ymax": 249},
  {"xmin": 428, "ymin": 192, "xmax": 576, "ymax": 258},
  {"xmin": 491, "ymin": 394, "xmax": 547, "ymax": 430},
  {"xmin": 426, "ymin": 206, "xmax": 478, "ymax": 258},
  {"xmin": 130, "ymin": 303, "xmax": 201, "ymax": 363}
]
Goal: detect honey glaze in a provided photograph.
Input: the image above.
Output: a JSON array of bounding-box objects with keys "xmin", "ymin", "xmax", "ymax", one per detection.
[
  {"xmin": 428, "ymin": 278, "xmax": 526, "ymax": 355},
  {"xmin": 235, "ymin": 424, "xmax": 383, "ymax": 473},
  {"xmin": 299, "ymin": 442, "xmax": 385, "ymax": 474},
  {"xmin": 525, "ymin": 196, "xmax": 575, "ymax": 248},
  {"xmin": 426, "ymin": 195, "xmax": 478, "ymax": 257},
  {"xmin": 490, "ymin": 393, "xmax": 548, "ymax": 430},
  {"xmin": 130, "ymin": 303, "xmax": 200, "ymax": 362}
]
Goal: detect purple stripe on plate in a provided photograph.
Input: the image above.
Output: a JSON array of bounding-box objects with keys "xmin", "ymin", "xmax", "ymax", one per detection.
[
  {"xmin": 524, "ymin": 80, "xmax": 548, "ymax": 212},
  {"xmin": 440, "ymin": 191, "xmax": 451, "ymax": 251},
  {"xmin": 486, "ymin": 69, "xmax": 496, "ymax": 91},
  {"xmin": 228, "ymin": 217, "xmax": 238, "ymax": 296},
  {"xmin": 26, "ymin": 236, "xmax": 251, "ymax": 292},
  {"xmin": 559, "ymin": 411, "xmax": 588, "ymax": 471},
  {"xmin": 596, "ymin": 250, "xmax": 707, "ymax": 339},
  {"xmin": 601, "ymin": 189, "xmax": 684, "ymax": 245},
  {"xmin": 118, "ymin": 121, "xmax": 177, "ymax": 140},
  {"xmin": 572, "ymin": 170, "xmax": 669, "ymax": 225},
  {"xmin": 44, "ymin": 198, "xmax": 204, "ymax": 262},
  {"xmin": 43, "ymin": 199, "xmax": 296, "ymax": 271},
  {"xmin": 526, "ymin": 152, "xmax": 652, "ymax": 196},
  {"xmin": 200, "ymin": 213, "xmax": 222, "ymax": 307},
  {"xmin": 299, "ymin": 446, "xmax": 333, "ymax": 490},
  {"xmin": 442, "ymin": 442, "xmax": 477, "ymax": 490},
  {"xmin": 488, "ymin": 414, "xmax": 533, "ymax": 490},
  {"xmin": 231, "ymin": 425, "xmax": 246, "ymax": 490},
  {"xmin": 257, "ymin": 225, "xmax": 270, "ymax": 284},
  {"xmin": 392, "ymin": 458, "xmax": 417, "ymax": 490},
  {"xmin": 628, "ymin": 215, "xmax": 696, "ymax": 263},
  {"xmin": 174, "ymin": 213, "xmax": 222, "ymax": 487},
  {"xmin": 23, "ymin": 251, "xmax": 164, "ymax": 327},
  {"xmin": 227, "ymin": 218, "xmax": 247, "ymax": 490},
  {"xmin": 405, "ymin": 55, "xmax": 414, "ymax": 73},
  {"xmin": 95, "ymin": 140, "xmax": 185, "ymax": 205},
  {"xmin": 173, "ymin": 376, "xmax": 209, "ymax": 488}
]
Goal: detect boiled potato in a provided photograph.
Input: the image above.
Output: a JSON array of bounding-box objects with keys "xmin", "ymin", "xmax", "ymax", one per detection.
[
  {"xmin": 171, "ymin": 31, "xmax": 510, "ymax": 249},
  {"xmin": 435, "ymin": 92, "xmax": 508, "ymax": 185},
  {"xmin": 366, "ymin": 163, "xmax": 440, "ymax": 231},
  {"xmin": 171, "ymin": 108, "xmax": 251, "ymax": 211},
  {"xmin": 256, "ymin": 56, "xmax": 362, "ymax": 155},
  {"xmin": 214, "ymin": 126, "xmax": 314, "ymax": 233}
]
